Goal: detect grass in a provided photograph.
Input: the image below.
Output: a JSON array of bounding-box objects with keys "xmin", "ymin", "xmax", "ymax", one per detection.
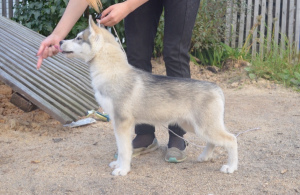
[
  {"xmin": 190, "ymin": 16, "xmax": 300, "ymax": 91},
  {"xmin": 244, "ymin": 34, "xmax": 300, "ymax": 91}
]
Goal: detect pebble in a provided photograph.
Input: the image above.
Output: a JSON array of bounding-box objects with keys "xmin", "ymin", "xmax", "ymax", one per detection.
[
  {"xmin": 9, "ymin": 119, "xmax": 18, "ymax": 130},
  {"xmin": 230, "ymin": 82, "xmax": 239, "ymax": 88}
]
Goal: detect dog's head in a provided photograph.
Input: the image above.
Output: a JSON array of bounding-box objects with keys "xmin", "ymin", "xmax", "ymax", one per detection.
[{"xmin": 60, "ymin": 15, "xmax": 116, "ymax": 62}]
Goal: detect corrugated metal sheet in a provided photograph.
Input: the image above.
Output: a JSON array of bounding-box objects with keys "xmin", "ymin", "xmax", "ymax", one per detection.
[{"xmin": 0, "ymin": 16, "xmax": 98, "ymax": 124}]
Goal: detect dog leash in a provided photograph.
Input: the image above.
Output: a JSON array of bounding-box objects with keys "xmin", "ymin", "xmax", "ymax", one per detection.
[{"xmin": 162, "ymin": 125, "xmax": 261, "ymax": 149}]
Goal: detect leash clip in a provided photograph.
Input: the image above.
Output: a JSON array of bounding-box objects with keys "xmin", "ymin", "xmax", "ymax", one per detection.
[
  {"xmin": 95, "ymin": 13, "xmax": 102, "ymax": 20},
  {"xmin": 95, "ymin": 13, "xmax": 103, "ymax": 28}
]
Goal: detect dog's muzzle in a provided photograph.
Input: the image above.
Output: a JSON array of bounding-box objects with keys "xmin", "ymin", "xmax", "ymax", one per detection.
[{"xmin": 59, "ymin": 41, "xmax": 73, "ymax": 54}]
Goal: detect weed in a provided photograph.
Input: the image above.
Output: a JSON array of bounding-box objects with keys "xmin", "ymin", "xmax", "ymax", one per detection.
[{"xmin": 245, "ymin": 33, "xmax": 300, "ymax": 90}]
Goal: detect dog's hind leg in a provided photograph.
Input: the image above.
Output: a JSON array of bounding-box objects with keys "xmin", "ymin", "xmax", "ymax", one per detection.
[
  {"xmin": 109, "ymin": 119, "xmax": 134, "ymax": 176},
  {"xmin": 219, "ymin": 132, "xmax": 238, "ymax": 174},
  {"xmin": 197, "ymin": 142, "xmax": 215, "ymax": 162},
  {"xmin": 202, "ymin": 125, "xmax": 238, "ymax": 174},
  {"xmin": 179, "ymin": 121, "xmax": 216, "ymax": 162},
  {"xmin": 195, "ymin": 119, "xmax": 238, "ymax": 173}
]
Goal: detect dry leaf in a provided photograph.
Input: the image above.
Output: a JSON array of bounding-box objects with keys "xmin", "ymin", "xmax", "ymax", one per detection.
[
  {"xmin": 31, "ymin": 160, "xmax": 41, "ymax": 164},
  {"xmin": 280, "ymin": 169, "xmax": 287, "ymax": 174}
]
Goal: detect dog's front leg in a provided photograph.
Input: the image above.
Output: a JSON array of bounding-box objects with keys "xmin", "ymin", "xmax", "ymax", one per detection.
[{"xmin": 109, "ymin": 120, "xmax": 134, "ymax": 176}]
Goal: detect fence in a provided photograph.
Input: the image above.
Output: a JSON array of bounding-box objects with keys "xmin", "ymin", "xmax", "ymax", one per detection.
[
  {"xmin": 1, "ymin": 0, "xmax": 18, "ymax": 18},
  {"xmin": 225, "ymin": 0, "xmax": 300, "ymax": 56}
]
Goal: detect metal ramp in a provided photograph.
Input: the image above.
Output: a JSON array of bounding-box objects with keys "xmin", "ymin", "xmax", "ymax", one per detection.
[{"xmin": 0, "ymin": 16, "xmax": 98, "ymax": 124}]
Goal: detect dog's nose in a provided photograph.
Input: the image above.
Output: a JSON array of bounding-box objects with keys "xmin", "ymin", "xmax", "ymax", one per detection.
[{"xmin": 59, "ymin": 41, "xmax": 64, "ymax": 46}]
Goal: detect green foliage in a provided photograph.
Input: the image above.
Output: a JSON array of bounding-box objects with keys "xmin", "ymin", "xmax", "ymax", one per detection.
[
  {"xmin": 12, "ymin": 0, "xmax": 93, "ymax": 38},
  {"xmin": 190, "ymin": 0, "xmax": 251, "ymax": 67},
  {"xmin": 244, "ymin": 34, "xmax": 300, "ymax": 90},
  {"xmin": 153, "ymin": 13, "xmax": 164, "ymax": 58},
  {"xmin": 190, "ymin": 0, "xmax": 228, "ymax": 66},
  {"xmin": 12, "ymin": 0, "xmax": 125, "ymax": 40}
]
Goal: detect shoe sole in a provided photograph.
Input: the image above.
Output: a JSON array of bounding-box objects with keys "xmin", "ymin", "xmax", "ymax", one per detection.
[
  {"xmin": 132, "ymin": 144, "xmax": 159, "ymax": 157},
  {"xmin": 165, "ymin": 156, "xmax": 187, "ymax": 163},
  {"xmin": 114, "ymin": 138, "xmax": 159, "ymax": 159}
]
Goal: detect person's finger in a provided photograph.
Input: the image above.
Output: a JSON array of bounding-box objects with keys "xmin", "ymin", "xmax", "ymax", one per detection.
[
  {"xmin": 53, "ymin": 45, "xmax": 62, "ymax": 52},
  {"xmin": 50, "ymin": 45, "xmax": 60, "ymax": 56},
  {"xmin": 53, "ymin": 49, "xmax": 59, "ymax": 56},
  {"xmin": 42, "ymin": 47, "xmax": 49, "ymax": 59},
  {"xmin": 47, "ymin": 46, "xmax": 55, "ymax": 57},
  {"xmin": 36, "ymin": 56, "xmax": 43, "ymax": 70},
  {"xmin": 101, "ymin": 6, "xmax": 113, "ymax": 19},
  {"xmin": 100, "ymin": 14, "xmax": 112, "ymax": 26},
  {"xmin": 36, "ymin": 43, "xmax": 46, "ymax": 57},
  {"xmin": 106, "ymin": 21, "xmax": 116, "ymax": 27}
]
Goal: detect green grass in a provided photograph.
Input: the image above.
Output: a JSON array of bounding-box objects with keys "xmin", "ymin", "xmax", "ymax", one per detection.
[
  {"xmin": 190, "ymin": 15, "xmax": 300, "ymax": 91},
  {"xmin": 245, "ymin": 36, "xmax": 300, "ymax": 91}
]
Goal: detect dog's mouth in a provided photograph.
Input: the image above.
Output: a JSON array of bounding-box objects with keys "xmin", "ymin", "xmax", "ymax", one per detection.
[{"xmin": 61, "ymin": 51, "xmax": 73, "ymax": 54}]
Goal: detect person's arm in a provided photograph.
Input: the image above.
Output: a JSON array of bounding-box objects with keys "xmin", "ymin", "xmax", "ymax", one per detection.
[
  {"xmin": 36, "ymin": 0, "xmax": 89, "ymax": 69},
  {"xmin": 100, "ymin": 0, "xmax": 148, "ymax": 27}
]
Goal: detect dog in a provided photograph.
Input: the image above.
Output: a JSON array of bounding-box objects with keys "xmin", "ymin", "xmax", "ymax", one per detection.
[{"xmin": 59, "ymin": 16, "xmax": 238, "ymax": 176}]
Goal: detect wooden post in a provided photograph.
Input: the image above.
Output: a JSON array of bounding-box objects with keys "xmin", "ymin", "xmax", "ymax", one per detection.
[
  {"xmin": 295, "ymin": 0, "xmax": 300, "ymax": 53},
  {"xmin": 274, "ymin": 0, "xmax": 281, "ymax": 48},
  {"xmin": 2, "ymin": 0, "xmax": 7, "ymax": 17},
  {"xmin": 8, "ymin": 0, "xmax": 13, "ymax": 18},
  {"xmin": 231, "ymin": 0, "xmax": 238, "ymax": 48},
  {"xmin": 281, "ymin": 1, "xmax": 288, "ymax": 52},
  {"xmin": 10, "ymin": 92, "xmax": 38, "ymax": 112},
  {"xmin": 245, "ymin": 0, "xmax": 253, "ymax": 49},
  {"xmin": 288, "ymin": 0, "xmax": 295, "ymax": 49},
  {"xmin": 225, "ymin": 0, "xmax": 233, "ymax": 46},
  {"xmin": 267, "ymin": 0, "xmax": 274, "ymax": 53},
  {"xmin": 252, "ymin": 0, "xmax": 260, "ymax": 57},
  {"xmin": 238, "ymin": 0, "xmax": 246, "ymax": 49},
  {"xmin": 260, "ymin": 0, "xmax": 267, "ymax": 58}
]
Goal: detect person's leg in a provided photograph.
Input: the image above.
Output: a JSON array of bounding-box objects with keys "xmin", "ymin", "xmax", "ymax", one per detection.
[
  {"xmin": 163, "ymin": 0, "xmax": 200, "ymax": 150},
  {"xmin": 163, "ymin": 0, "xmax": 200, "ymax": 77},
  {"xmin": 125, "ymin": 0, "xmax": 163, "ymax": 148}
]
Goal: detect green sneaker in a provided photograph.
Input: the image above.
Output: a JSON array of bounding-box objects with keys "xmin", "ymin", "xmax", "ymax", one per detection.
[
  {"xmin": 132, "ymin": 138, "xmax": 159, "ymax": 157},
  {"xmin": 165, "ymin": 147, "xmax": 187, "ymax": 163},
  {"xmin": 114, "ymin": 138, "xmax": 159, "ymax": 159}
]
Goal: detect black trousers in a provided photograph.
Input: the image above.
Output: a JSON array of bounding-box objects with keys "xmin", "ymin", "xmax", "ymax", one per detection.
[{"xmin": 125, "ymin": 0, "xmax": 200, "ymax": 137}]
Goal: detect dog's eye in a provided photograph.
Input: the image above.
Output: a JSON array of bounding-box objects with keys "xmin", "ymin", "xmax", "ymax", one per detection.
[{"xmin": 76, "ymin": 37, "xmax": 82, "ymax": 41}]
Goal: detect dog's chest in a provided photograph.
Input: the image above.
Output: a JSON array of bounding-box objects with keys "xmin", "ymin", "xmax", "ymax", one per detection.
[{"xmin": 94, "ymin": 91, "xmax": 114, "ymax": 117}]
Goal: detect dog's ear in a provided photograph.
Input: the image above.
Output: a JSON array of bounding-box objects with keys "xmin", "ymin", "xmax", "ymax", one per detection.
[{"xmin": 88, "ymin": 15, "xmax": 101, "ymax": 35}]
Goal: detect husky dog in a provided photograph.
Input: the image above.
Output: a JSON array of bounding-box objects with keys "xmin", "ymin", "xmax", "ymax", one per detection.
[{"xmin": 60, "ymin": 16, "xmax": 238, "ymax": 176}]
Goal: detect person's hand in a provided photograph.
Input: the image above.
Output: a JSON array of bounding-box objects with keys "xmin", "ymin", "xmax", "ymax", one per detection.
[
  {"xmin": 36, "ymin": 34, "xmax": 61, "ymax": 70},
  {"xmin": 100, "ymin": 2, "xmax": 132, "ymax": 26}
]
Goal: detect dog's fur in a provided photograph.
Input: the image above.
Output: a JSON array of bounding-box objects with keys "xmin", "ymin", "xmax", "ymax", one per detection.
[{"xmin": 60, "ymin": 16, "xmax": 238, "ymax": 176}]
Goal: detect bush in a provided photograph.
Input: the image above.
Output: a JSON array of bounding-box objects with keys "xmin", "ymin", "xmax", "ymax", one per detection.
[
  {"xmin": 13, "ymin": 0, "xmax": 125, "ymax": 45},
  {"xmin": 190, "ymin": 0, "xmax": 228, "ymax": 66},
  {"xmin": 12, "ymin": 0, "xmax": 93, "ymax": 39}
]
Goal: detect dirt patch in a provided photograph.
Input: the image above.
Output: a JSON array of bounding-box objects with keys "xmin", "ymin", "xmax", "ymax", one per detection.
[{"xmin": 0, "ymin": 61, "xmax": 299, "ymax": 194}]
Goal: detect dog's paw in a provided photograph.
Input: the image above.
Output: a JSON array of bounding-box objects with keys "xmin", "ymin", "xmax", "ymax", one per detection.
[
  {"xmin": 220, "ymin": 165, "xmax": 237, "ymax": 174},
  {"xmin": 109, "ymin": 161, "xmax": 120, "ymax": 169},
  {"xmin": 112, "ymin": 167, "xmax": 130, "ymax": 176},
  {"xmin": 197, "ymin": 154, "xmax": 212, "ymax": 162}
]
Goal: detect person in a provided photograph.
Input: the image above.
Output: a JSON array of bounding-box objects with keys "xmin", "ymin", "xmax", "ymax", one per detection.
[{"xmin": 37, "ymin": 0, "xmax": 200, "ymax": 163}]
